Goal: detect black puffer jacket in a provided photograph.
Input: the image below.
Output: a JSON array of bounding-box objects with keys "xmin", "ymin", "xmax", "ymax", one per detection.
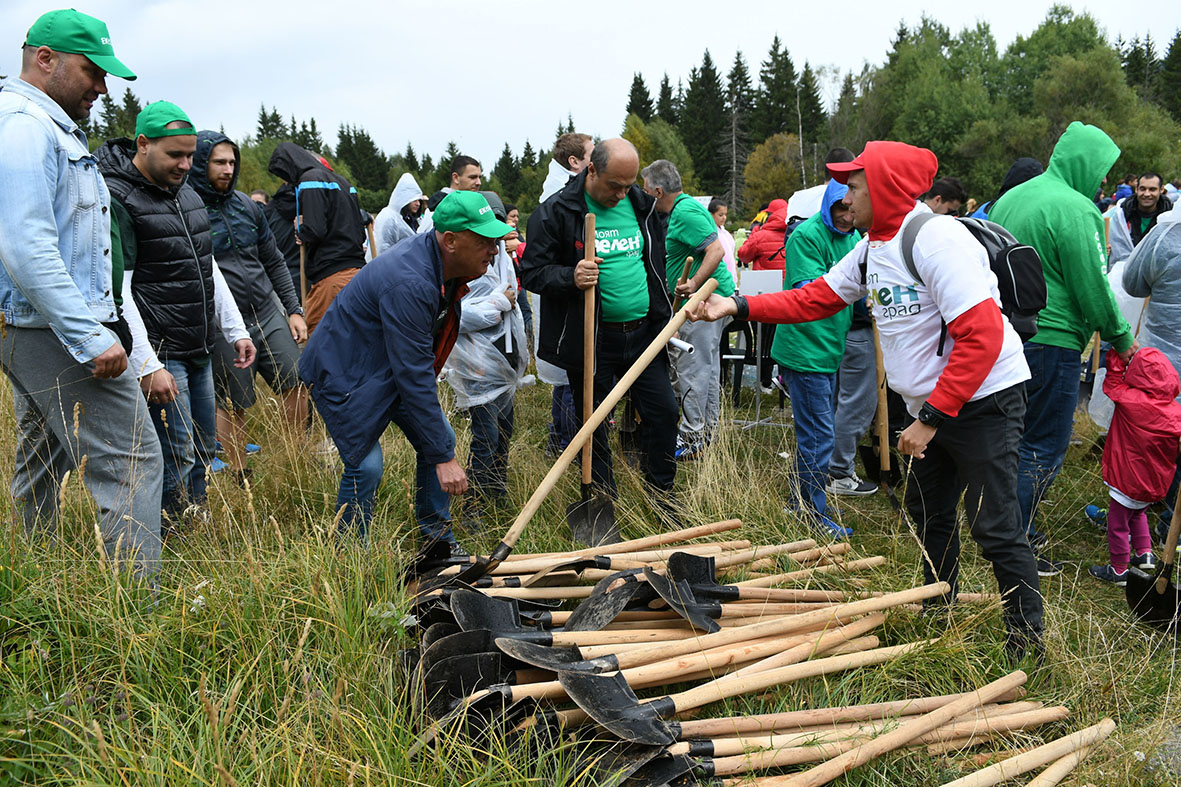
[
  {"xmin": 520, "ymin": 170, "xmax": 671, "ymax": 371},
  {"xmin": 267, "ymin": 142, "xmax": 365, "ymax": 285},
  {"xmin": 191, "ymin": 131, "xmax": 300, "ymax": 321},
  {"xmin": 96, "ymin": 138, "xmax": 216, "ymax": 360}
]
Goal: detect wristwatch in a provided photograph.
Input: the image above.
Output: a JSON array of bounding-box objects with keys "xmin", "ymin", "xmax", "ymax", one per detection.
[{"xmin": 917, "ymin": 402, "xmax": 947, "ymax": 428}]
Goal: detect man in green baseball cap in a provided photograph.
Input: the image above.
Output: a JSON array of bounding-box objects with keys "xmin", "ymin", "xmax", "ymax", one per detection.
[{"xmin": 19, "ymin": 9, "xmax": 136, "ymax": 123}]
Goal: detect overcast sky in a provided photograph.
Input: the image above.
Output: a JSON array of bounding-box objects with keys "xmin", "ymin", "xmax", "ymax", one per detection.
[{"xmin": 3, "ymin": 0, "xmax": 1180, "ymax": 170}]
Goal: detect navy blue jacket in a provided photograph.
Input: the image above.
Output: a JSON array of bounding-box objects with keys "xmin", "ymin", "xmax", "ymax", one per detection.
[{"xmin": 299, "ymin": 232, "xmax": 461, "ymax": 466}]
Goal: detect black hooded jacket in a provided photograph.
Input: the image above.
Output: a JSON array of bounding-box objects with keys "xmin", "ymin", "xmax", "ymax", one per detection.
[
  {"xmin": 267, "ymin": 142, "xmax": 365, "ymax": 285},
  {"xmin": 96, "ymin": 138, "xmax": 216, "ymax": 360},
  {"xmin": 191, "ymin": 131, "xmax": 301, "ymax": 322},
  {"xmin": 519, "ymin": 170, "xmax": 671, "ymax": 371}
]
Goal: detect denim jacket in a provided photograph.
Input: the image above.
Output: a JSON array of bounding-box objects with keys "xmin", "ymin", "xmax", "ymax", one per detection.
[{"xmin": 0, "ymin": 78, "xmax": 117, "ymax": 363}]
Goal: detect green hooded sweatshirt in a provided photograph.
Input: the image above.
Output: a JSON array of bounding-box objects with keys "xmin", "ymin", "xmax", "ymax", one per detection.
[{"xmin": 990, "ymin": 122, "xmax": 1132, "ymax": 353}]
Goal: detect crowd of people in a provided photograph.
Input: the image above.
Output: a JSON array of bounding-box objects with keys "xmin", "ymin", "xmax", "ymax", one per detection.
[{"xmin": 5, "ymin": 9, "xmax": 1181, "ymax": 662}]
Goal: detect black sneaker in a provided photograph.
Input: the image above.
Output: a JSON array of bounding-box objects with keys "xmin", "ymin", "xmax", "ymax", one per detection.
[{"xmin": 1036, "ymin": 556, "xmax": 1064, "ymax": 577}]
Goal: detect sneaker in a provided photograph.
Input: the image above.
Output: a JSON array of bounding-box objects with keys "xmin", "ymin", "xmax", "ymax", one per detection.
[
  {"xmin": 1083, "ymin": 504, "xmax": 1108, "ymax": 532},
  {"xmin": 813, "ymin": 515, "xmax": 853, "ymax": 540},
  {"xmin": 826, "ymin": 474, "xmax": 878, "ymax": 497},
  {"xmin": 1132, "ymin": 551, "xmax": 1157, "ymax": 572},
  {"xmin": 214, "ymin": 440, "xmax": 260, "ymax": 455},
  {"xmin": 1088, "ymin": 564, "xmax": 1128, "ymax": 586},
  {"xmin": 1036, "ymin": 556, "xmax": 1064, "ymax": 577},
  {"xmin": 771, "ymin": 374, "xmax": 790, "ymax": 398},
  {"xmin": 209, "ymin": 456, "xmax": 229, "ymax": 474},
  {"xmin": 674, "ymin": 436, "xmax": 704, "ymax": 461}
]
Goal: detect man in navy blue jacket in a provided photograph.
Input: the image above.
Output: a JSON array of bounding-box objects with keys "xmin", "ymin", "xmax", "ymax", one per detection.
[{"xmin": 299, "ymin": 191, "xmax": 513, "ymax": 548}]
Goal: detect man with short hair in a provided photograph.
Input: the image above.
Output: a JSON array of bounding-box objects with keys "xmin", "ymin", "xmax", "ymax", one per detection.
[
  {"xmin": 990, "ymin": 122, "xmax": 1135, "ymax": 574},
  {"xmin": 267, "ymin": 142, "xmax": 366, "ymax": 334},
  {"xmin": 0, "ymin": 9, "xmax": 164, "ymax": 574},
  {"xmin": 249, "ymin": 189, "xmax": 269, "ymax": 205},
  {"xmin": 300, "ymin": 191, "xmax": 513, "ymax": 548},
  {"xmin": 522, "ymin": 139, "xmax": 679, "ymax": 502},
  {"xmin": 97, "ymin": 101, "xmax": 256, "ymax": 528},
  {"xmin": 542, "ymin": 133, "xmax": 594, "ymax": 202},
  {"xmin": 1109, "ymin": 171, "xmax": 1173, "ymax": 262},
  {"xmin": 690, "ymin": 141, "xmax": 1044, "ymax": 659},
  {"xmin": 191, "ymin": 131, "xmax": 307, "ymax": 480},
  {"xmin": 922, "ymin": 177, "xmax": 967, "ymax": 215},
  {"xmin": 640, "ymin": 158, "xmax": 734, "ymax": 458},
  {"xmin": 426, "ymin": 155, "xmax": 483, "ymax": 213}
]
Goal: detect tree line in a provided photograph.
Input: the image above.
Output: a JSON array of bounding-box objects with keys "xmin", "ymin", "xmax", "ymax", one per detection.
[{"xmin": 75, "ymin": 5, "xmax": 1181, "ymax": 223}]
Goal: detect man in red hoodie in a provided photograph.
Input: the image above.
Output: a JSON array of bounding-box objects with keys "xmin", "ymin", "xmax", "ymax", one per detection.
[{"xmin": 690, "ymin": 141, "xmax": 1044, "ymax": 659}]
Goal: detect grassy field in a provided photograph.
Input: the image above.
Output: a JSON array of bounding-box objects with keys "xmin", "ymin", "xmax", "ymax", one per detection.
[{"xmin": 0, "ymin": 369, "xmax": 1178, "ymax": 786}]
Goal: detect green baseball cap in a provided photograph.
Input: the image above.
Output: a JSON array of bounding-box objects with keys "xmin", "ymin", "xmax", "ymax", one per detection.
[
  {"xmin": 135, "ymin": 101, "xmax": 195, "ymax": 139},
  {"xmin": 24, "ymin": 9, "xmax": 136, "ymax": 80},
  {"xmin": 433, "ymin": 191, "xmax": 515, "ymax": 238}
]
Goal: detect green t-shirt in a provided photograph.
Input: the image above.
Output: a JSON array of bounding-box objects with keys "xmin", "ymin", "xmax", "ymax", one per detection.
[
  {"xmin": 665, "ymin": 193, "xmax": 735, "ymax": 297},
  {"xmin": 585, "ymin": 193, "xmax": 649, "ymax": 322}
]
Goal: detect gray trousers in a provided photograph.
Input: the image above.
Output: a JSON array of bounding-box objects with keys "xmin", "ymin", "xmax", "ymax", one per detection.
[
  {"xmin": 673, "ymin": 317, "xmax": 729, "ymax": 440},
  {"xmin": 830, "ymin": 324, "xmax": 878, "ymax": 478},
  {"xmin": 2, "ymin": 327, "xmax": 163, "ymax": 576}
]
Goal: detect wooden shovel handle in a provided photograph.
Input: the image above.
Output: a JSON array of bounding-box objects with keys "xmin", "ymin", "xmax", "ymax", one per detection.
[
  {"xmin": 488, "ymin": 278, "xmax": 719, "ymax": 563},
  {"xmin": 673, "ymin": 256, "xmax": 693, "ymax": 311},
  {"xmin": 1023, "ymin": 741, "xmax": 1101, "ymax": 787},
  {"xmin": 581, "ymin": 213, "xmax": 596, "ymax": 486},
  {"xmin": 366, "ymin": 224, "xmax": 378, "ymax": 261},
  {"xmin": 872, "ymin": 319, "xmax": 890, "ymax": 473},
  {"xmin": 734, "ymin": 555, "xmax": 887, "ymax": 587},
  {"xmin": 938, "ymin": 717, "xmax": 1116, "ymax": 787},
  {"xmin": 298, "ymin": 244, "xmax": 308, "ymax": 304},
  {"xmin": 500, "ymin": 520, "xmax": 743, "ymax": 561},
  {"xmin": 1158, "ymin": 480, "xmax": 1181, "ymax": 594}
]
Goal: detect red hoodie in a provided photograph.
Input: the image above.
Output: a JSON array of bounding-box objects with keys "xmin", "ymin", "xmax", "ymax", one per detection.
[
  {"xmin": 738, "ymin": 198, "xmax": 789, "ymax": 270},
  {"xmin": 1102, "ymin": 347, "xmax": 1181, "ymax": 503}
]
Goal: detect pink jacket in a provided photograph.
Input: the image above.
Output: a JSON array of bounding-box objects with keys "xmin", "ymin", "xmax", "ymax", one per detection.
[{"xmin": 1103, "ymin": 346, "xmax": 1181, "ymax": 502}]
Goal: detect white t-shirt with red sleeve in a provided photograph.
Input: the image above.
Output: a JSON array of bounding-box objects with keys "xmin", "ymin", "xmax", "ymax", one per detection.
[{"xmin": 822, "ymin": 204, "xmax": 1030, "ymax": 416}]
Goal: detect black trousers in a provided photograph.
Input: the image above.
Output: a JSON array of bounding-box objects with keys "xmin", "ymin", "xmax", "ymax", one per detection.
[
  {"xmin": 566, "ymin": 318, "xmax": 678, "ymax": 497},
  {"xmin": 904, "ymin": 383, "xmax": 1044, "ymax": 640}
]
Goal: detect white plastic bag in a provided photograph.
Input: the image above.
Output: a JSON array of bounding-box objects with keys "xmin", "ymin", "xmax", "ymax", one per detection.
[{"xmin": 1087, "ymin": 259, "xmax": 1147, "ymax": 429}]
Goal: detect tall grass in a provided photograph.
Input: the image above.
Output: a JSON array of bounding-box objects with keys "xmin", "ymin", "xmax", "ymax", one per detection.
[{"xmin": 0, "ymin": 375, "xmax": 1177, "ymax": 785}]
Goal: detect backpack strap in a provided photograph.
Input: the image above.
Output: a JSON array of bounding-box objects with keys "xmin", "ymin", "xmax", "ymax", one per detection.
[
  {"xmin": 899, "ymin": 212, "xmax": 941, "ymax": 284},
  {"xmin": 857, "ymin": 243, "xmax": 869, "ymax": 285}
]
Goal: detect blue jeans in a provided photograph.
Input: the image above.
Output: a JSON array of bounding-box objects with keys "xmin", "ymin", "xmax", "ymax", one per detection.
[
  {"xmin": 785, "ymin": 370, "xmax": 837, "ymax": 519},
  {"xmin": 152, "ymin": 358, "xmax": 216, "ymax": 518},
  {"xmin": 469, "ymin": 389, "xmax": 514, "ymax": 498},
  {"xmin": 1017, "ymin": 343, "xmax": 1080, "ymax": 539},
  {"xmin": 548, "ymin": 384, "xmax": 576, "ymax": 455},
  {"xmin": 335, "ymin": 406, "xmax": 455, "ymax": 543}
]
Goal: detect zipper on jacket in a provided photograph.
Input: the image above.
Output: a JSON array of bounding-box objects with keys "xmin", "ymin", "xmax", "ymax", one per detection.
[
  {"xmin": 176, "ymin": 197, "xmax": 212, "ymax": 354},
  {"xmin": 641, "ymin": 198, "xmax": 673, "ymax": 311}
]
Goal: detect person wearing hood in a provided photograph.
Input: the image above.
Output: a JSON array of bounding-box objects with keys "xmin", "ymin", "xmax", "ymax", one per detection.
[
  {"xmin": 968, "ymin": 157, "xmax": 1043, "ymax": 220},
  {"xmin": 689, "ymin": 141, "xmax": 1043, "ymax": 660},
  {"xmin": 444, "ymin": 192, "xmax": 528, "ymax": 525},
  {"xmin": 990, "ymin": 122, "xmax": 1136, "ymax": 575},
  {"xmin": 768, "ymin": 178, "xmax": 860, "ymax": 537},
  {"xmin": 264, "ymin": 183, "xmax": 302, "ymax": 299},
  {"xmin": 299, "ymin": 191, "xmax": 512, "ymax": 548},
  {"xmin": 737, "ymin": 198, "xmax": 789, "ymax": 271},
  {"xmin": 96, "ymin": 101, "xmax": 255, "ymax": 529},
  {"xmin": 374, "ymin": 172, "xmax": 428, "ymax": 255},
  {"xmin": 192, "ymin": 131, "xmax": 308, "ymax": 480},
  {"xmin": 267, "ymin": 141, "xmax": 365, "ymax": 334},
  {"xmin": 1109, "ymin": 172, "xmax": 1173, "ymax": 263},
  {"xmin": 641, "ymin": 159, "xmax": 735, "ymax": 460},
  {"xmin": 1087, "ymin": 346, "xmax": 1181, "ymax": 585}
]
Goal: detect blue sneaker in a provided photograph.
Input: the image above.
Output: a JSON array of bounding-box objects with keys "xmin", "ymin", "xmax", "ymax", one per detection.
[
  {"xmin": 1083, "ymin": 504, "xmax": 1107, "ymax": 532},
  {"xmin": 1088, "ymin": 564, "xmax": 1128, "ymax": 586},
  {"xmin": 215, "ymin": 441, "xmax": 261, "ymax": 455},
  {"xmin": 209, "ymin": 457, "xmax": 229, "ymax": 474},
  {"xmin": 815, "ymin": 515, "xmax": 853, "ymax": 540}
]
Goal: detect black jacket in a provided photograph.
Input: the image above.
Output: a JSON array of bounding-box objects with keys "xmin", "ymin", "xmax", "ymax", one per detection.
[
  {"xmin": 264, "ymin": 185, "xmax": 302, "ymax": 294},
  {"xmin": 96, "ymin": 138, "xmax": 217, "ymax": 360},
  {"xmin": 192, "ymin": 131, "xmax": 301, "ymax": 322},
  {"xmin": 267, "ymin": 142, "xmax": 365, "ymax": 285},
  {"xmin": 1121, "ymin": 192, "xmax": 1173, "ymax": 247},
  {"xmin": 520, "ymin": 171, "xmax": 671, "ymax": 371}
]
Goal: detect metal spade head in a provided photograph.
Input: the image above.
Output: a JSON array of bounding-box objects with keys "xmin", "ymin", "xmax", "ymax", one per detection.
[
  {"xmin": 494, "ymin": 637, "xmax": 621, "ymax": 675},
  {"xmin": 421, "ymin": 652, "xmax": 508, "ymax": 718},
  {"xmin": 666, "ymin": 552, "xmax": 717, "ymax": 588},
  {"xmin": 421, "ymin": 622, "xmax": 462, "ymax": 650},
  {"xmin": 625, "ymin": 754, "xmax": 697, "ymax": 787},
  {"xmin": 451, "ymin": 588, "xmax": 527, "ymax": 635},
  {"xmin": 567, "ymin": 493, "xmax": 620, "ymax": 547},
  {"xmin": 582, "ymin": 741, "xmax": 667, "ymax": 785},
  {"xmin": 642, "ymin": 568, "xmax": 721, "ymax": 633},
  {"xmin": 1126, "ymin": 564, "xmax": 1181, "ymax": 633},
  {"xmin": 411, "ymin": 553, "xmax": 496, "ymax": 596},
  {"xmin": 564, "ymin": 571, "xmax": 644, "ymax": 631},
  {"xmin": 558, "ymin": 669, "xmax": 678, "ymax": 746},
  {"xmin": 401, "ymin": 538, "xmax": 455, "ymax": 584}
]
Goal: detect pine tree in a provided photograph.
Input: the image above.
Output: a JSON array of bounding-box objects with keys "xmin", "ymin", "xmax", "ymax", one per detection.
[
  {"xmin": 493, "ymin": 142, "xmax": 521, "ymax": 201},
  {"xmin": 113, "ymin": 88, "xmax": 141, "ymax": 138},
  {"xmin": 404, "ymin": 142, "xmax": 419, "ymax": 176},
  {"xmin": 520, "ymin": 140, "xmax": 537, "ymax": 170},
  {"xmin": 255, "ymin": 104, "xmax": 286, "ymax": 139},
  {"xmin": 1122, "ymin": 33, "xmax": 1162, "ymax": 102},
  {"xmin": 680, "ymin": 50, "xmax": 727, "ymax": 194},
  {"xmin": 335, "ymin": 124, "xmax": 388, "ymax": 192},
  {"xmin": 722, "ymin": 51, "xmax": 754, "ymax": 214},
  {"xmin": 293, "ymin": 118, "xmax": 324, "ymax": 153},
  {"xmin": 1162, "ymin": 30, "xmax": 1181, "ymax": 122},
  {"xmin": 656, "ymin": 73, "xmax": 678, "ymax": 125},
  {"xmin": 797, "ymin": 62, "xmax": 826, "ymax": 144},
  {"xmin": 751, "ymin": 35, "xmax": 798, "ymax": 145},
  {"xmin": 626, "ymin": 73, "xmax": 654, "ymax": 121},
  {"xmin": 96, "ymin": 94, "xmax": 119, "ymax": 138}
]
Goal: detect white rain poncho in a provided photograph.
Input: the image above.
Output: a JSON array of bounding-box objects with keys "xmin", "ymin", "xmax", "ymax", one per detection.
[
  {"xmin": 373, "ymin": 172, "xmax": 426, "ymax": 255},
  {"xmin": 1124, "ymin": 210, "xmax": 1181, "ymax": 389},
  {"xmin": 443, "ymin": 240, "xmax": 527, "ymax": 408}
]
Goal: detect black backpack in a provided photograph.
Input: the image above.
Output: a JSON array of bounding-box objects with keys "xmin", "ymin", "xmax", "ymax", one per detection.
[{"xmin": 899, "ymin": 213, "xmax": 1046, "ymax": 354}]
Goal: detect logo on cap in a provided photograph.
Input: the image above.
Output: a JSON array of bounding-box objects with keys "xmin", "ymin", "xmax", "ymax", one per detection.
[{"xmin": 478, "ymin": 206, "xmax": 491, "ymax": 216}]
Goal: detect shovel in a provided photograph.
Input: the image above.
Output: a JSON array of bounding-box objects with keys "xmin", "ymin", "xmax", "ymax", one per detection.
[
  {"xmin": 408, "ymin": 280, "xmax": 720, "ymax": 595},
  {"xmin": 1125, "ymin": 483, "xmax": 1181, "ymax": 632},
  {"xmin": 871, "ymin": 320, "xmax": 901, "ymax": 510},
  {"xmin": 566, "ymin": 213, "xmax": 619, "ymax": 546}
]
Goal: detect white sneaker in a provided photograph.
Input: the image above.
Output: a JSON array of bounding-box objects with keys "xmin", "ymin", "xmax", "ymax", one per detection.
[{"xmin": 826, "ymin": 474, "xmax": 878, "ymax": 497}]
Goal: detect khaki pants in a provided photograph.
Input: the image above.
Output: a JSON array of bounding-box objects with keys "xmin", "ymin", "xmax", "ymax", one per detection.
[{"xmin": 305, "ymin": 267, "xmax": 361, "ymax": 336}]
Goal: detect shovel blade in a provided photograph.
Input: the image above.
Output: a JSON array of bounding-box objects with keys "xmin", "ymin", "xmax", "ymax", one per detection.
[
  {"xmin": 1126, "ymin": 567, "xmax": 1181, "ymax": 633},
  {"xmin": 643, "ymin": 567, "xmax": 721, "ymax": 634},
  {"xmin": 567, "ymin": 491, "xmax": 620, "ymax": 547},
  {"xmin": 625, "ymin": 754, "xmax": 696, "ymax": 787},
  {"xmin": 564, "ymin": 573, "xmax": 643, "ymax": 631},
  {"xmin": 495, "ymin": 637, "xmax": 618, "ymax": 674},
  {"xmin": 421, "ymin": 653, "xmax": 508, "ymax": 718},
  {"xmin": 666, "ymin": 552, "xmax": 717, "ymax": 587},
  {"xmin": 451, "ymin": 588, "xmax": 526, "ymax": 635},
  {"xmin": 559, "ymin": 670, "xmax": 676, "ymax": 746},
  {"xmin": 584, "ymin": 741, "xmax": 667, "ymax": 785}
]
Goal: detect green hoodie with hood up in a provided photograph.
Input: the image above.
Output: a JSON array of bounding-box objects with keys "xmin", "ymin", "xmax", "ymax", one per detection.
[{"xmin": 990, "ymin": 121, "xmax": 1132, "ymax": 353}]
